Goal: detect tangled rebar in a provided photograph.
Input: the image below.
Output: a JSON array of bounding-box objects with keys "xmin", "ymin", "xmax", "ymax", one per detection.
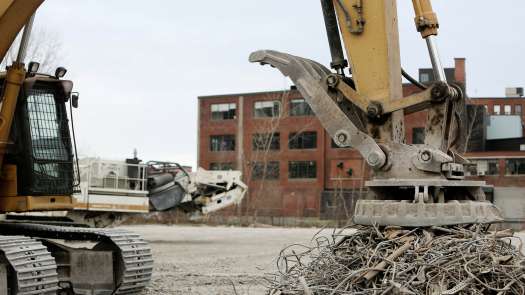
[{"xmin": 266, "ymin": 225, "xmax": 525, "ymax": 294}]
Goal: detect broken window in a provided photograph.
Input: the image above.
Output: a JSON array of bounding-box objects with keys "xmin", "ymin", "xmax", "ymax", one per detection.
[
  {"xmin": 289, "ymin": 98, "xmax": 314, "ymax": 116},
  {"xmin": 254, "ymin": 100, "xmax": 280, "ymax": 118},
  {"xmin": 252, "ymin": 133, "xmax": 280, "ymax": 151},
  {"xmin": 251, "ymin": 161, "xmax": 280, "ymax": 180},
  {"xmin": 211, "ymin": 103, "xmax": 236, "ymax": 120},
  {"xmin": 210, "ymin": 135, "xmax": 235, "ymax": 151},
  {"xmin": 505, "ymin": 159, "xmax": 525, "ymax": 175},
  {"xmin": 289, "ymin": 131, "xmax": 317, "ymax": 149},
  {"xmin": 289, "ymin": 161, "xmax": 317, "ymax": 179}
]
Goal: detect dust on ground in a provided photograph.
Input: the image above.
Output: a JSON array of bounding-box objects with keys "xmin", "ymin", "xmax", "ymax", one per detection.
[{"xmin": 120, "ymin": 225, "xmax": 525, "ymax": 295}]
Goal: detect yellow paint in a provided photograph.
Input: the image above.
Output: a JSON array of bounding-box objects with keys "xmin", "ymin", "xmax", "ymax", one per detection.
[
  {"xmin": 0, "ymin": 164, "xmax": 17, "ymax": 197},
  {"xmin": 0, "ymin": 195, "xmax": 73, "ymax": 212},
  {"xmin": 0, "ymin": 0, "xmax": 43, "ymax": 62},
  {"xmin": 334, "ymin": 0, "xmax": 402, "ymax": 103}
]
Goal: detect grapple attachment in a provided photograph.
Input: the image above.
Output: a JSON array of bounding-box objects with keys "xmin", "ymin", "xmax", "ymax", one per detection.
[{"xmin": 250, "ymin": 50, "xmax": 504, "ymax": 227}]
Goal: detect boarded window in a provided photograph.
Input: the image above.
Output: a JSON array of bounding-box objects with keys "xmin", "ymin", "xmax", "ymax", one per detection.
[
  {"xmin": 289, "ymin": 131, "xmax": 317, "ymax": 149},
  {"xmin": 515, "ymin": 104, "xmax": 522, "ymax": 115},
  {"xmin": 289, "ymin": 98, "xmax": 314, "ymax": 116},
  {"xmin": 211, "ymin": 103, "xmax": 236, "ymax": 120},
  {"xmin": 289, "ymin": 161, "xmax": 317, "ymax": 179},
  {"xmin": 210, "ymin": 162, "xmax": 234, "ymax": 170},
  {"xmin": 412, "ymin": 127, "xmax": 425, "ymax": 144},
  {"xmin": 254, "ymin": 100, "xmax": 280, "ymax": 118},
  {"xmin": 251, "ymin": 161, "xmax": 280, "ymax": 180},
  {"xmin": 252, "ymin": 133, "xmax": 280, "ymax": 151},
  {"xmin": 210, "ymin": 135, "xmax": 235, "ymax": 151}
]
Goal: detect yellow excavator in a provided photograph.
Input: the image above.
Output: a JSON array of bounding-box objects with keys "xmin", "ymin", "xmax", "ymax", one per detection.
[
  {"xmin": 0, "ymin": 1, "xmax": 155, "ymax": 294},
  {"xmin": 251, "ymin": 0, "xmax": 502, "ymax": 226}
]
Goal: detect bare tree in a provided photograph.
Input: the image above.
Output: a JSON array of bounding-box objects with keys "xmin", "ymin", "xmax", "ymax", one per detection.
[
  {"xmin": 244, "ymin": 91, "xmax": 287, "ymax": 223},
  {"xmin": 0, "ymin": 27, "xmax": 63, "ymax": 74},
  {"xmin": 244, "ymin": 90, "xmax": 319, "ymax": 224}
]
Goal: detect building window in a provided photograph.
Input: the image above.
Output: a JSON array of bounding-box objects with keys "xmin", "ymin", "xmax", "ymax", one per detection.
[
  {"xmin": 210, "ymin": 162, "xmax": 234, "ymax": 170},
  {"xmin": 252, "ymin": 133, "xmax": 280, "ymax": 151},
  {"xmin": 465, "ymin": 162, "xmax": 478, "ymax": 176},
  {"xmin": 493, "ymin": 105, "xmax": 501, "ymax": 115},
  {"xmin": 468, "ymin": 160, "xmax": 499, "ymax": 176},
  {"xmin": 289, "ymin": 98, "xmax": 314, "ymax": 116},
  {"xmin": 254, "ymin": 100, "xmax": 280, "ymax": 118},
  {"xmin": 487, "ymin": 161, "xmax": 499, "ymax": 175},
  {"xmin": 516, "ymin": 104, "xmax": 522, "ymax": 115},
  {"xmin": 289, "ymin": 131, "xmax": 317, "ymax": 149},
  {"xmin": 506, "ymin": 159, "xmax": 525, "ymax": 175},
  {"xmin": 210, "ymin": 135, "xmax": 235, "ymax": 151},
  {"xmin": 420, "ymin": 72, "xmax": 431, "ymax": 83},
  {"xmin": 504, "ymin": 105, "xmax": 512, "ymax": 115},
  {"xmin": 289, "ymin": 161, "xmax": 317, "ymax": 179},
  {"xmin": 251, "ymin": 161, "xmax": 280, "ymax": 180},
  {"xmin": 211, "ymin": 103, "xmax": 236, "ymax": 120},
  {"xmin": 412, "ymin": 127, "xmax": 425, "ymax": 144}
]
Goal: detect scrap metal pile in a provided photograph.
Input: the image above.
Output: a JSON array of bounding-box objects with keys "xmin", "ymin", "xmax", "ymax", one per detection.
[{"xmin": 266, "ymin": 225, "xmax": 525, "ymax": 294}]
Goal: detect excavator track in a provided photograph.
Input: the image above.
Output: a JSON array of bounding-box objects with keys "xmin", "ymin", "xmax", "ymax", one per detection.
[
  {"xmin": 0, "ymin": 223, "xmax": 153, "ymax": 294},
  {"xmin": 0, "ymin": 235, "xmax": 58, "ymax": 295}
]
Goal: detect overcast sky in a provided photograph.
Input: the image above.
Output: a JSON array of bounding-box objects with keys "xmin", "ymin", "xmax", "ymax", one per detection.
[{"xmin": 32, "ymin": 1, "xmax": 525, "ymax": 167}]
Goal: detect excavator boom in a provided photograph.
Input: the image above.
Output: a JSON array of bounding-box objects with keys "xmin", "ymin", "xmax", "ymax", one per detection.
[
  {"xmin": 0, "ymin": 0, "xmax": 43, "ymax": 63},
  {"xmin": 251, "ymin": 0, "xmax": 503, "ymax": 226}
]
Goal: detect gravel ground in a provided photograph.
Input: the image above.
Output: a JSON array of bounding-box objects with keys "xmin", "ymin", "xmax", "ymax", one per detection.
[{"xmin": 120, "ymin": 225, "xmax": 525, "ymax": 295}]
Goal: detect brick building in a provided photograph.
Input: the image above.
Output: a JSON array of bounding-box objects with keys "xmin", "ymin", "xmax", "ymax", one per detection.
[{"xmin": 197, "ymin": 58, "xmax": 525, "ymax": 223}]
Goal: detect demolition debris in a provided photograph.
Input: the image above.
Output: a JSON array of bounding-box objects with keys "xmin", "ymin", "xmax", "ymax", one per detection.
[{"xmin": 266, "ymin": 225, "xmax": 525, "ymax": 294}]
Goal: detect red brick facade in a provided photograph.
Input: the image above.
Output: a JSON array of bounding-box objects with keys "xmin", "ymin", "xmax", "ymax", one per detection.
[{"xmin": 198, "ymin": 58, "xmax": 525, "ymax": 218}]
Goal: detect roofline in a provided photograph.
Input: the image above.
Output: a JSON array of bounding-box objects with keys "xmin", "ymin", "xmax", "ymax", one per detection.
[
  {"xmin": 197, "ymin": 88, "xmax": 524, "ymax": 101},
  {"xmin": 198, "ymin": 88, "xmax": 299, "ymax": 100}
]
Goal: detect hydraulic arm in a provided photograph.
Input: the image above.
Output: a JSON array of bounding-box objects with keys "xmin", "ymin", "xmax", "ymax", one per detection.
[{"xmin": 251, "ymin": 0, "xmax": 502, "ymax": 226}]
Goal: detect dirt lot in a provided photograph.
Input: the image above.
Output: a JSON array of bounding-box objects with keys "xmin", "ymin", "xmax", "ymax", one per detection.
[{"xmin": 121, "ymin": 225, "xmax": 525, "ymax": 295}]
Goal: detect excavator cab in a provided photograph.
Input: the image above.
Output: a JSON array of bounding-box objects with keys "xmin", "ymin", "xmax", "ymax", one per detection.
[{"xmin": 0, "ymin": 72, "xmax": 76, "ymax": 211}]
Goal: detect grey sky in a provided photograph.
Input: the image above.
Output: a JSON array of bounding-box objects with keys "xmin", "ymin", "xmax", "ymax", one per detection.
[{"xmin": 33, "ymin": 1, "xmax": 525, "ymax": 167}]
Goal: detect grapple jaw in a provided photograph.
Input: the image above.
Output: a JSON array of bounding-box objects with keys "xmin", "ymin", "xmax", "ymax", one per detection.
[{"xmin": 250, "ymin": 50, "xmax": 387, "ymax": 169}]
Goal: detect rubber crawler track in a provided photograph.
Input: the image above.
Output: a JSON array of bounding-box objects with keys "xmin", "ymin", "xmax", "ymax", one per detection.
[
  {"xmin": 0, "ymin": 235, "xmax": 59, "ymax": 295},
  {"xmin": 0, "ymin": 223, "xmax": 153, "ymax": 295}
]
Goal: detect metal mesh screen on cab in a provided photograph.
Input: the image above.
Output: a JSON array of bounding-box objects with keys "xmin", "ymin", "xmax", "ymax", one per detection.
[{"xmin": 26, "ymin": 88, "xmax": 73, "ymax": 195}]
